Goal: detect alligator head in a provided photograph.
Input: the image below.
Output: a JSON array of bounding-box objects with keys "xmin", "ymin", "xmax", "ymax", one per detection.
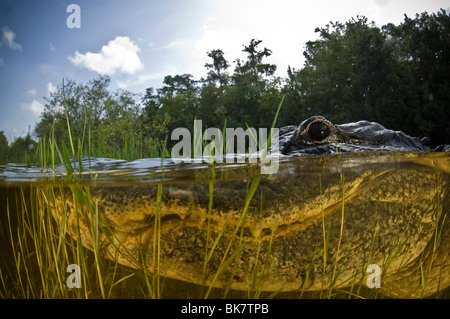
[{"xmin": 277, "ymin": 116, "xmax": 431, "ymax": 155}]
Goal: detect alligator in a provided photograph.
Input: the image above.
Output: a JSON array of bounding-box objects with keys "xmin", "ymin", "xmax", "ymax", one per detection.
[
  {"xmin": 51, "ymin": 116, "xmax": 449, "ymax": 298},
  {"xmin": 276, "ymin": 115, "xmax": 433, "ymax": 155}
]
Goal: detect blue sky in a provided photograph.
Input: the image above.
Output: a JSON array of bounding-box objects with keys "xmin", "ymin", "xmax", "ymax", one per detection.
[{"xmin": 0, "ymin": 0, "xmax": 448, "ymax": 143}]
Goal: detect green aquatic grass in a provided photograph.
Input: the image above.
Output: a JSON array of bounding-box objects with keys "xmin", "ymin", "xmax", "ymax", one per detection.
[
  {"xmin": 7, "ymin": 80, "xmax": 167, "ymax": 169},
  {"xmin": 1, "ymin": 166, "xmax": 448, "ymax": 299},
  {"xmin": 1, "ymin": 93, "xmax": 449, "ymax": 299},
  {"xmin": 1, "ymin": 186, "xmax": 159, "ymax": 298},
  {"xmin": 328, "ymin": 172, "xmax": 346, "ymax": 298},
  {"xmin": 2, "ymin": 161, "xmax": 447, "ymax": 299},
  {"xmin": 0, "ymin": 181, "xmax": 362, "ymax": 299},
  {"xmin": 152, "ymin": 182, "xmax": 163, "ymax": 298},
  {"xmin": 203, "ymin": 175, "xmax": 261, "ymax": 299}
]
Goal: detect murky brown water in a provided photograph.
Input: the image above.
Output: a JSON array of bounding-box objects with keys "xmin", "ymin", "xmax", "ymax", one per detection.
[{"xmin": 1, "ymin": 152, "xmax": 449, "ymax": 299}]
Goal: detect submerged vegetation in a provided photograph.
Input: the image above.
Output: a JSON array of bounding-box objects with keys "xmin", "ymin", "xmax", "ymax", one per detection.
[
  {"xmin": 1, "ymin": 10, "xmax": 449, "ymax": 164},
  {"xmin": 1, "ymin": 153, "xmax": 448, "ymax": 299},
  {"xmin": 0, "ymin": 10, "xmax": 449, "ymax": 300}
]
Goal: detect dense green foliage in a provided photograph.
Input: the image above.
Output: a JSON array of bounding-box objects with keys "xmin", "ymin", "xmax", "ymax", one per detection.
[
  {"xmin": 291, "ymin": 11, "xmax": 450, "ymax": 146},
  {"xmin": 2, "ymin": 10, "xmax": 449, "ymax": 163}
]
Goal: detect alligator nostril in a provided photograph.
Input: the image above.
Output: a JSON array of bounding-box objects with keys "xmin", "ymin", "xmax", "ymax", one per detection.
[{"xmin": 308, "ymin": 122, "xmax": 330, "ymax": 141}]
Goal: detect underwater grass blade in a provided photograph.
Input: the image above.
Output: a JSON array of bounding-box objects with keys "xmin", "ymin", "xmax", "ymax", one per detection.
[
  {"xmin": 318, "ymin": 174, "xmax": 327, "ymax": 296},
  {"xmin": 6, "ymin": 198, "xmax": 25, "ymax": 297},
  {"xmin": 204, "ymin": 175, "xmax": 261, "ymax": 298},
  {"xmin": 202, "ymin": 164, "xmax": 216, "ymax": 286},
  {"xmin": 151, "ymin": 182, "xmax": 163, "ymax": 299},
  {"xmin": 252, "ymin": 229, "xmax": 276, "ymax": 299},
  {"xmin": 328, "ymin": 172, "xmax": 346, "ymax": 298}
]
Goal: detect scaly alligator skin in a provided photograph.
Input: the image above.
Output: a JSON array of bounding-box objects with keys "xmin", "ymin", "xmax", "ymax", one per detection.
[
  {"xmin": 276, "ymin": 115, "xmax": 432, "ymax": 155},
  {"xmin": 51, "ymin": 117, "xmax": 449, "ymax": 298}
]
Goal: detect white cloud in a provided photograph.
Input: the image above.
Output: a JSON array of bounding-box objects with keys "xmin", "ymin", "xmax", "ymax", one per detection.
[
  {"xmin": 117, "ymin": 65, "xmax": 177, "ymax": 89},
  {"xmin": 193, "ymin": 0, "xmax": 323, "ymax": 78},
  {"xmin": 49, "ymin": 43, "xmax": 55, "ymax": 51},
  {"xmin": 0, "ymin": 58, "xmax": 4, "ymax": 66},
  {"xmin": 47, "ymin": 82, "xmax": 56, "ymax": 95},
  {"xmin": 192, "ymin": 0, "xmax": 447, "ymax": 79},
  {"xmin": 153, "ymin": 39, "xmax": 188, "ymax": 51},
  {"xmin": 68, "ymin": 36, "xmax": 143, "ymax": 75},
  {"xmin": 2, "ymin": 26, "xmax": 22, "ymax": 51},
  {"xmin": 27, "ymin": 88, "xmax": 37, "ymax": 96},
  {"xmin": 21, "ymin": 100, "xmax": 45, "ymax": 116}
]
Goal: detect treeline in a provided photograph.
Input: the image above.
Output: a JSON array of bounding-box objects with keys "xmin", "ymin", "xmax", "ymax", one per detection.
[{"xmin": 2, "ymin": 10, "xmax": 449, "ymax": 163}]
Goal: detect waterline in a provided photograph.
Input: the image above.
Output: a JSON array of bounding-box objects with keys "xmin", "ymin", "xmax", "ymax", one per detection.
[{"xmin": 171, "ymin": 119, "xmax": 280, "ymax": 174}]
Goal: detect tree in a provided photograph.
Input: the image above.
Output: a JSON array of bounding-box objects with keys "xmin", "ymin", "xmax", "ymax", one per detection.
[
  {"xmin": 280, "ymin": 11, "xmax": 449, "ymax": 146},
  {"xmin": 204, "ymin": 49, "xmax": 230, "ymax": 86},
  {"xmin": 34, "ymin": 75, "xmax": 146, "ymax": 157},
  {"xmin": 141, "ymin": 87, "xmax": 169, "ymax": 144},
  {"xmin": 226, "ymin": 39, "xmax": 277, "ymax": 127},
  {"xmin": 97, "ymin": 89, "xmax": 141, "ymax": 148},
  {"xmin": 25, "ymin": 9, "xmax": 448, "ymax": 163},
  {"xmin": 291, "ymin": 17, "xmax": 407, "ymax": 129},
  {"xmin": 34, "ymin": 78, "xmax": 84, "ymax": 145},
  {"xmin": 7, "ymin": 133, "xmax": 37, "ymax": 163},
  {"xmin": 199, "ymin": 50, "xmax": 231, "ymax": 127},
  {"xmin": 238, "ymin": 39, "xmax": 277, "ymax": 84},
  {"xmin": 383, "ymin": 9, "xmax": 450, "ymax": 145},
  {"xmin": 156, "ymin": 74, "xmax": 199, "ymax": 142},
  {"xmin": 157, "ymin": 74, "xmax": 197, "ymax": 97},
  {"xmin": 0, "ymin": 131, "xmax": 8, "ymax": 163},
  {"xmin": 296, "ymin": 17, "xmax": 396, "ymax": 122}
]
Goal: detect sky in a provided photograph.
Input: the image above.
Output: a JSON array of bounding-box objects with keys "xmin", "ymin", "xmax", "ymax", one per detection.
[{"xmin": 0, "ymin": 0, "xmax": 448, "ymax": 143}]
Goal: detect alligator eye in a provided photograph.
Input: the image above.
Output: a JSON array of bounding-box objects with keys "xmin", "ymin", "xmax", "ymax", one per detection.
[{"xmin": 308, "ymin": 122, "xmax": 330, "ymax": 141}]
